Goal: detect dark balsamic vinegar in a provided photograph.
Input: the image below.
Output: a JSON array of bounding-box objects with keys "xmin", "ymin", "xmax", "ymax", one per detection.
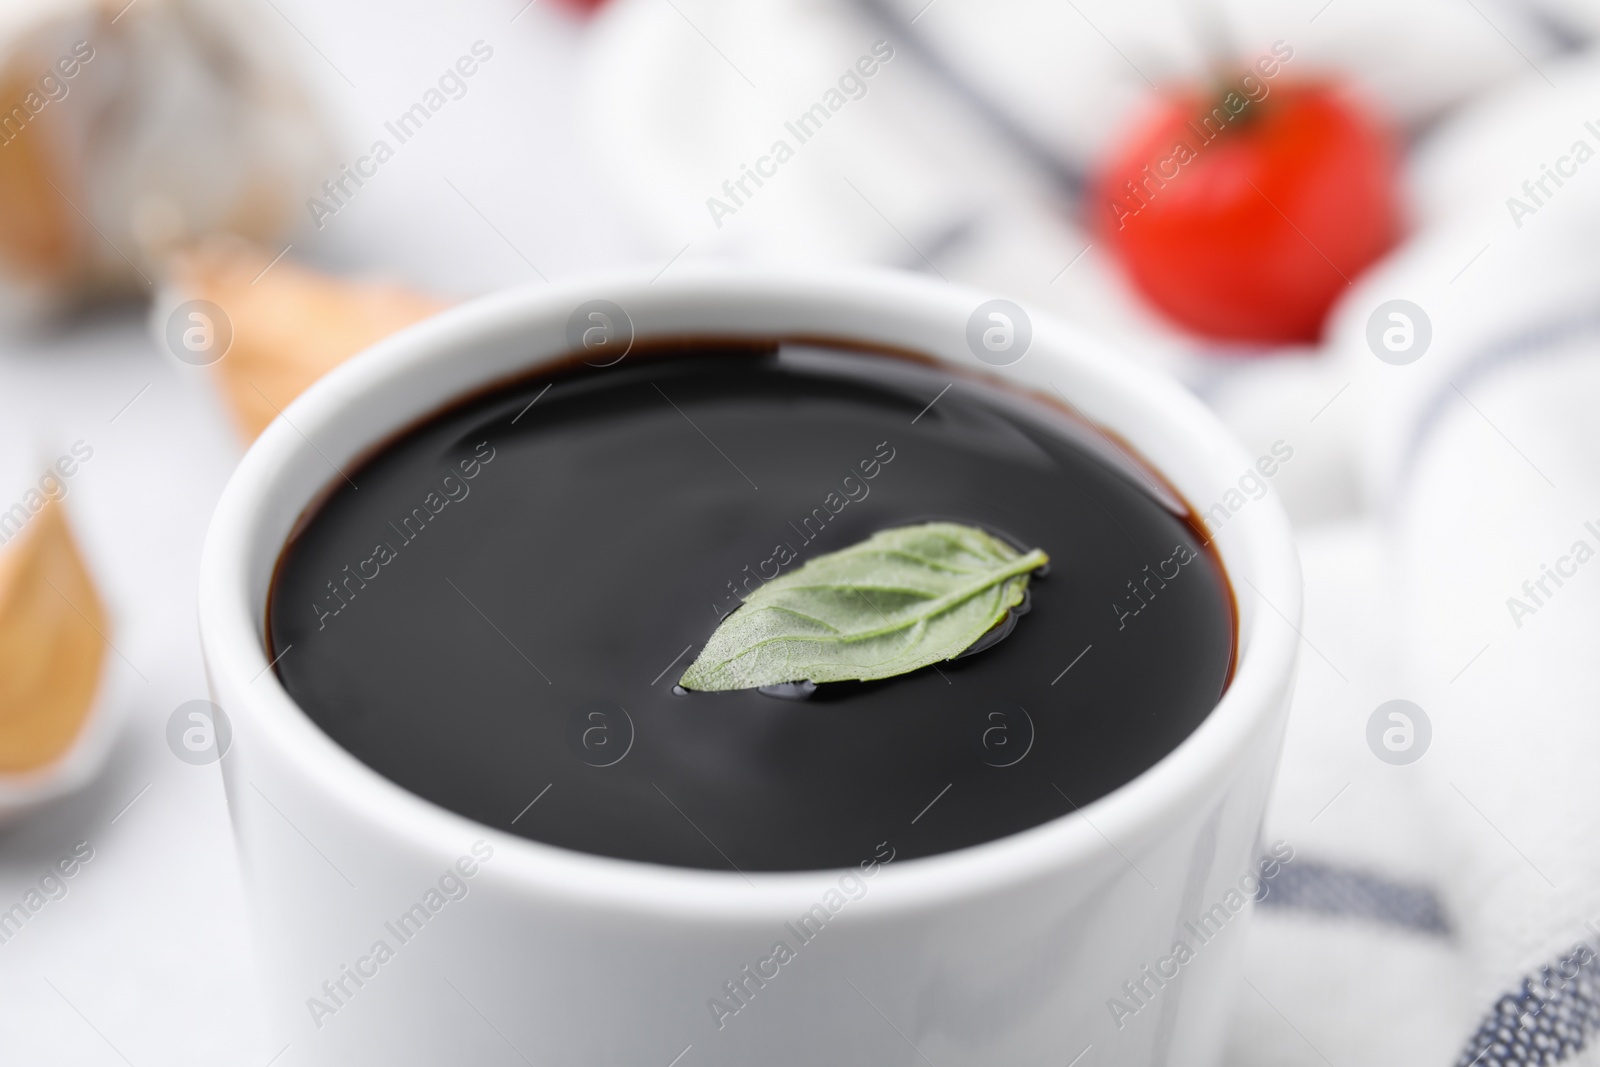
[{"xmin": 267, "ymin": 342, "xmax": 1235, "ymax": 872}]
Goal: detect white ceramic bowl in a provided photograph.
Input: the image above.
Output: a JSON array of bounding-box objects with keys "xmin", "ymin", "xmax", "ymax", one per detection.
[{"xmin": 199, "ymin": 266, "xmax": 1300, "ymax": 1067}]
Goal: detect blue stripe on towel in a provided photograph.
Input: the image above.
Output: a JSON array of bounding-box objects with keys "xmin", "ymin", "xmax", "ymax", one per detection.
[
  {"xmin": 1454, "ymin": 945, "xmax": 1600, "ymax": 1067},
  {"xmin": 1396, "ymin": 307, "xmax": 1600, "ymax": 506},
  {"xmin": 1256, "ymin": 858, "xmax": 1452, "ymax": 936}
]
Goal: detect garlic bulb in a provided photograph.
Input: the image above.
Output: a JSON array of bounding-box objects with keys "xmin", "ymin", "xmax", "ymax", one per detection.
[
  {"xmin": 160, "ymin": 237, "xmax": 448, "ymax": 441},
  {"xmin": 0, "ymin": 0, "xmax": 330, "ymax": 320},
  {"xmin": 0, "ymin": 496, "xmax": 106, "ymax": 775}
]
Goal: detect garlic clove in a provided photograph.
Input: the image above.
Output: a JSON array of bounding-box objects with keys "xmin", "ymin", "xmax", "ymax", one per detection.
[
  {"xmin": 162, "ymin": 238, "xmax": 448, "ymax": 441},
  {"xmin": 0, "ymin": 496, "xmax": 107, "ymax": 775}
]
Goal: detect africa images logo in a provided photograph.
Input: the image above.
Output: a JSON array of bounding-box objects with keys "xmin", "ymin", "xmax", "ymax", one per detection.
[{"xmin": 966, "ymin": 299, "xmax": 1032, "ymax": 367}]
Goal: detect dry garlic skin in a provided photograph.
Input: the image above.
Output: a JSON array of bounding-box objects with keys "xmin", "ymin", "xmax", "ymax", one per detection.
[
  {"xmin": 0, "ymin": 499, "xmax": 106, "ymax": 774},
  {"xmin": 0, "ymin": 2, "xmax": 95, "ymax": 306}
]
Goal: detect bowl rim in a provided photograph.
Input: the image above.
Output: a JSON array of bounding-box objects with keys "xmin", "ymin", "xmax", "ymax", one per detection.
[{"xmin": 199, "ymin": 264, "xmax": 1301, "ymax": 921}]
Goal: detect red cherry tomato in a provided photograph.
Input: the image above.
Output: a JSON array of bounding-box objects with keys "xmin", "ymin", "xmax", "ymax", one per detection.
[
  {"xmin": 1091, "ymin": 82, "xmax": 1401, "ymax": 345},
  {"xmin": 551, "ymin": 0, "xmax": 609, "ymax": 13}
]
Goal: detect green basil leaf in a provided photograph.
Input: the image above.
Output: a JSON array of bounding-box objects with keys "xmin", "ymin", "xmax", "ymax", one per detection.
[{"xmin": 679, "ymin": 522, "xmax": 1049, "ymax": 691}]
